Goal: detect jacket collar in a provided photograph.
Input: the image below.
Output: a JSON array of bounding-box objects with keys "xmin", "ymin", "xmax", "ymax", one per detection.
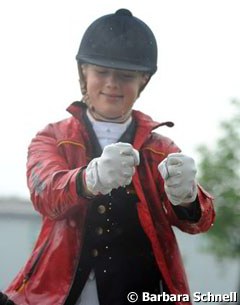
[
  {"xmin": 67, "ymin": 101, "xmax": 87, "ymax": 122},
  {"xmin": 131, "ymin": 110, "xmax": 174, "ymax": 149},
  {"xmin": 67, "ymin": 101, "xmax": 174, "ymax": 149}
]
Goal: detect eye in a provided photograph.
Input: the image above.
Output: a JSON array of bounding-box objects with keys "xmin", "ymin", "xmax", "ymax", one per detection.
[
  {"xmin": 120, "ymin": 72, "xmax": 137, "ymax": 80},
  {"xmin": 123, "ymin": 74, "xmax": 134, "ymax": 78},
  {"xmin": 95, "ymin": 68, "xmax": 108, "ymax": 75}
]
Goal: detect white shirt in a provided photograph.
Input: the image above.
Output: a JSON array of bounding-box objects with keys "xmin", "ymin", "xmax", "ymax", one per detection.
[{"xmin": 86, "ymin": 110, "xmax": 132, "ymax": 149}]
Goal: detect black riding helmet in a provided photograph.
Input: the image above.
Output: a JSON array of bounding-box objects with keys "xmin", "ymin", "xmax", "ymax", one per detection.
[{"xmin": 76, "ymin": 9, "xmax": 158, "ymax": 75}]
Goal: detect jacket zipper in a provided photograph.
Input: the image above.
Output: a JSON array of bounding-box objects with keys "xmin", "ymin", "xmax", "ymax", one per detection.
[{"xmin": 16, "ymin": 238, "xmax": 50, "ymax": 292}]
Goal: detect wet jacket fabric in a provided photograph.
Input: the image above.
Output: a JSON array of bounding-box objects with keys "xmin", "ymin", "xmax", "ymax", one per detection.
[{"xmin": 6, "ymin": 102, "xmax": 215, "ymax": 305}]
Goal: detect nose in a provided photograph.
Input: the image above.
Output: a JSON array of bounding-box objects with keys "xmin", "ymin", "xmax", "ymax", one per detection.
[{"xmin": 106, "ymin": 72, "xmax": 119, "ymax": 88}]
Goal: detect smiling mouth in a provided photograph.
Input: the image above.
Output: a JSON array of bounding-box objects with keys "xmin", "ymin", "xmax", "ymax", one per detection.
[{"xmin": 101, "ymin": 92, "xmax": 123, "ymax": 99}]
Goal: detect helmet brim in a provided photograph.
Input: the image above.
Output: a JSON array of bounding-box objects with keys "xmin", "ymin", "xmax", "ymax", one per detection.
[{"xmin": 77, "ymin": 55, "xmax": 157, "ymax": 74}]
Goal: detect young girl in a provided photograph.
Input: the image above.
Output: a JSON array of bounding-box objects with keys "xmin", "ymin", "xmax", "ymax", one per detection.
[{"xmin": 5, "ymin": 8, "xmax": 215, "ymax": 305}]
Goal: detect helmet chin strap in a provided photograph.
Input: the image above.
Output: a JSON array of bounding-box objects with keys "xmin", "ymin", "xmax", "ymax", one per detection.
[{"xmin": 88, "ymin": 105, "xmax": 132, "ymax": 123}]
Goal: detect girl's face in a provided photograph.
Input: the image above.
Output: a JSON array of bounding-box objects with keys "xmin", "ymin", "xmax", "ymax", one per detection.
[{"xmin": 81, "ymin": 64, "xmax": 149, "ymax": 122}]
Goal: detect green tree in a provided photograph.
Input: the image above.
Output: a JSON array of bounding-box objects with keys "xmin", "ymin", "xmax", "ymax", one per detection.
[{"xmin": 197, "ymin": 99, "xmax": 240, "ymax": 303}]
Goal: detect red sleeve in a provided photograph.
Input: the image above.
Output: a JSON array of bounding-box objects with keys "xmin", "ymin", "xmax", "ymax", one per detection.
[
  {"xmin": 27, "ymin": 124, "xmax": 90, "ymax": 220},
  {"xmin": 166, "ymin": 184, "xmax": 215, "ymax": 234}
]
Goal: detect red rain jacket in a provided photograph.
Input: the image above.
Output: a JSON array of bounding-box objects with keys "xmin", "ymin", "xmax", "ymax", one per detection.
[{"xmin": 6, "ymin": 102, "xmax": 215, "ymax": 305}]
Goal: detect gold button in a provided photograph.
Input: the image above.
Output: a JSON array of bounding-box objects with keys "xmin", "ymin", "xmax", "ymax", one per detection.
[
  {"xmin": 97, "ymin": 205, "xmax": 106, "ymax": 214},
  {"xmin": 96, "ymin": 227, "xmax": 104, "ymax": 235},
  {"xmin": 91, "ymin": 249, "xmax": 99, "ymax": 257}
]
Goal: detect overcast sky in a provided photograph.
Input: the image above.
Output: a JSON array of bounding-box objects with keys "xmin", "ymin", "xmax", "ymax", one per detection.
[{"xmin": 0, "ymin": 0, "xmax": 239, "ymax": 198}]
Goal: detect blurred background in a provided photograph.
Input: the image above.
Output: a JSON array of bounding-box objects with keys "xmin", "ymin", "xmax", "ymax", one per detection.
[{"xmin": 0, "ymin": 1, "xmax": 239, "ymax": 304}]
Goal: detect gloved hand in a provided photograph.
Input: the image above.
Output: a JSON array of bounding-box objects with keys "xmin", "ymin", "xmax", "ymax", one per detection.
[
  {"xmin": 158, "ymin": 153, "xmax": 197, "ymax": 206},
  {"xmin": 85, "ymin": 142, "xmax": 140, "ymax": 195}
]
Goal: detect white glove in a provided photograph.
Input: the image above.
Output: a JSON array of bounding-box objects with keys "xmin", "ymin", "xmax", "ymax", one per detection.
[
  {"xmin": 158, "ymin": 153, "xmax": 197, "ymax": 206},
  {"xmin": 85, "ymin": 142, "xmax": 140, "ymax": 195}
]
